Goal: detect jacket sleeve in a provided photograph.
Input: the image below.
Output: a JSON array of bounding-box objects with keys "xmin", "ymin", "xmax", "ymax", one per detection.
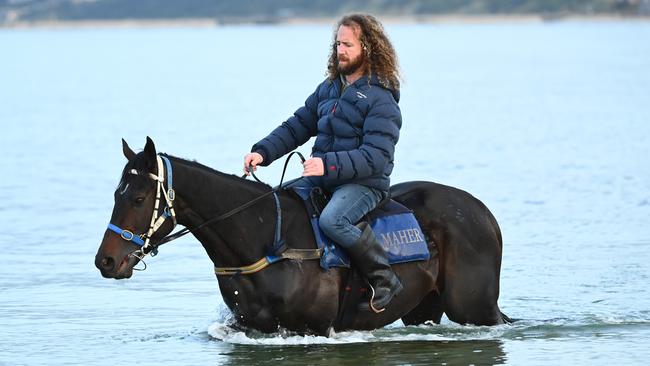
[
  {"xmin": 322, "ymin": 98, "xmax": 401, "ymax": 180},
  {"xmin": 251, "ymin": 84, "xmax": 321, "ymax": 166}
]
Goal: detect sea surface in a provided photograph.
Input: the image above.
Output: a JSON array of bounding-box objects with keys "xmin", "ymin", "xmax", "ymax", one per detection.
[{"xmin": 1, "ymin": 20, "xmax": 649, "ymax": 365}]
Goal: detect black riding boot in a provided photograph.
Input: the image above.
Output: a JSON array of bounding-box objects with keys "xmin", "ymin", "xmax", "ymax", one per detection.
[{"xmin": 347, "ymin": 222, "xmax": 403, "ymax": 313}]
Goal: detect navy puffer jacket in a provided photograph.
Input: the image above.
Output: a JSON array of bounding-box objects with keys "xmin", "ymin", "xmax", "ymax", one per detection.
[{"xmin": 252, "ymin": 75, "xmax": 401, "ymax": 192}]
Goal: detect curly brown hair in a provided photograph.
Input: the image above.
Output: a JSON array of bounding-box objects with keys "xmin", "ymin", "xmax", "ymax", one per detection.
[{"xmin": 327, "ymin": 14, "xmax": 401, "ymax": 91}]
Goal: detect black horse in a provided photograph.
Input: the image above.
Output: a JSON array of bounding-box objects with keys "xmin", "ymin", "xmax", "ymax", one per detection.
[{"xmin": 96, "ymin": 138, "xmax": 509, "ymax": 335}]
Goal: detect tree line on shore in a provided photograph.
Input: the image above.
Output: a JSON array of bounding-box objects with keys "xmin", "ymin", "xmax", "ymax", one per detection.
[{"xmin": 2, "ymin": 0, "xmax": 649, "ymax": 24}]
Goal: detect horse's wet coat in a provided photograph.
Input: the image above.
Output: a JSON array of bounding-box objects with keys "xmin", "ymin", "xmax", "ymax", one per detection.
[{"xmin": 96, "ymin": 138, "xmax": 509, "ymax": 335}]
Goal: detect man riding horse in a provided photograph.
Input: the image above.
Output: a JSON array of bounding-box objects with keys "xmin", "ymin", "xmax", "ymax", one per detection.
[
  {"xmin": 244, "ymin": 14, "xmax": 403, "ymax": 313},
  {"xmin": 96, "ymin": 14, "xmax": 510, "ymax": 334}
]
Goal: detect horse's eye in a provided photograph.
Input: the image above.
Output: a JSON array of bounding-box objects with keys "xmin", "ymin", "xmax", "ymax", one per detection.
[{"xmin": 134, "ymin": 197, "xmax": 146, "ymax": 205}]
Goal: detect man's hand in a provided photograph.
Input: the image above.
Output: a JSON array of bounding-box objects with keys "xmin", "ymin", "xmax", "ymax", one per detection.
[
  {"xmin": 243, "ymin": 152, "xmax": 264, "ymax": 175},
  {"xmin": 302, "ymin": 157, "xmax": 324, "ymax": 177}
]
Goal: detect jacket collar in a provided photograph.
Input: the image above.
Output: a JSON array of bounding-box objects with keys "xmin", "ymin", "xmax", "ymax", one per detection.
[{"xmin": 332, "ymin": 74, "xmax": 400, "ymax": 103}]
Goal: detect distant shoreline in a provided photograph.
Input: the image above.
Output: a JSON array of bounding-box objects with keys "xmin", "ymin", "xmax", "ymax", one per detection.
[{"xmin": 2, "ymin": 14, "xmax": 649, "ymax": 29}]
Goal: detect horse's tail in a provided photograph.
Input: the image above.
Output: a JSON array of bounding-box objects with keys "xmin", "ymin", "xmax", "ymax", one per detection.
[{"xmin": 501, "ymin": 311, "xmax": 517, "ymax": 324}]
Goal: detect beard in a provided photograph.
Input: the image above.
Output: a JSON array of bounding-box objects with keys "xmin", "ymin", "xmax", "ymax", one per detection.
[{"xmin": 337, "ymin": 53, "xmax": 365, "ymax": 76}]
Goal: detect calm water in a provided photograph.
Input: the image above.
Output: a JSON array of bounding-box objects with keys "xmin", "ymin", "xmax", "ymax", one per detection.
[{"xmin": 1, "ymin": 21, "xmax": 649, "ymax": 365}]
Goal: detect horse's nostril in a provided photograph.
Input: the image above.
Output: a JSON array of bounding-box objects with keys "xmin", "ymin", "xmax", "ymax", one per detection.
[{"xmin": 100, "ymin": 257, "xmax": 115, "ymax": 271}]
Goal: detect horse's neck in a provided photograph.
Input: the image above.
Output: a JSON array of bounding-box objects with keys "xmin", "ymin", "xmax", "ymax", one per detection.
[{"xmin": 169, "ymin": 157, "xmax": 277, "ymax": 267}]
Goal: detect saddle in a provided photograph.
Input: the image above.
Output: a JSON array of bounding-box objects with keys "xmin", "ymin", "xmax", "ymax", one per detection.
[{"xmin": 290, "ymin": 186, "xmax": 430, "ymax": 270}]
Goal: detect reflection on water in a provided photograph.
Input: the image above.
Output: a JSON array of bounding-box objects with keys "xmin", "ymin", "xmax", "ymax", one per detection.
[{"xmin": 220, "ymin": 340, "xmax": 506, "ymax": 366}]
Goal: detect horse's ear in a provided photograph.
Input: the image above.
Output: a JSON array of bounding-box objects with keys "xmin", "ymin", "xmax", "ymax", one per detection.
[
  {"xmin": 143, "ymin": 136, "xmax": 157, "ymax": 170},
  {"xmin": 122, "ymin": 139, "xmax": 136, "ymax": 162}
]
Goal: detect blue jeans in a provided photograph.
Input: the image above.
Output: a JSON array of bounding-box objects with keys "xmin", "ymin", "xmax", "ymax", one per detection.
[{"xmin": 287, "ymin": 177, "xmax": 384, "ymax": 248}]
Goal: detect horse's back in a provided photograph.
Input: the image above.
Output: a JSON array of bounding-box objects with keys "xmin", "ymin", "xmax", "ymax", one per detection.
[
  {"xmin": 390, "ymin": 180, "xmax": 502, "ymax": 249},
  {"xmin": 391, "ymin": 180, "xmax": 492, "ymax": 215}
]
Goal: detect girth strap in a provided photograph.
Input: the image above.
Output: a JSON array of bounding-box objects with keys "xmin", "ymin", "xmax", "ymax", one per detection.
[
  {"xmin": 213, "ymin": 178, "xmax": 322, "ymax": 276},
  {"xmin": 214, "ymin": 248, "xmax": 323, "ymax": 276}
]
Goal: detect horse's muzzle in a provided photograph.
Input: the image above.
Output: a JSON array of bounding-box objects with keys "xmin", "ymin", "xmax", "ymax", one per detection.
[{"xmin": 95, "ymin": 253, "xmax": 134, "ymax": 279}]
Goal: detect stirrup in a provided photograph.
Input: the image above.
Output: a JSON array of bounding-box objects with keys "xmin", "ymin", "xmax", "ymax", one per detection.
[{"xmin": 368, "ymin": 284, "xmax": 386, "ymax": 314}]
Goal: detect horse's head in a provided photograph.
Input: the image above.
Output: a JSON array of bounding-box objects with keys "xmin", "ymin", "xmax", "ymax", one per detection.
[{"xmin": 95, "ymin": 137, "xmax": 177, "ymax": 279}]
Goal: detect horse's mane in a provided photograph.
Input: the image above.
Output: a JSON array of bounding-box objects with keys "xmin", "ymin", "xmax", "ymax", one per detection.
[{"xmin": 160, "ymin": 153, "xmax": 272, "ymax": 190}]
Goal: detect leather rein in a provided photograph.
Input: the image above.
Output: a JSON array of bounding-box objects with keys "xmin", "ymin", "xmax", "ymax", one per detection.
[{"xmin": 107, "ymin": 151, "xmax": 322, "ymax": 274}]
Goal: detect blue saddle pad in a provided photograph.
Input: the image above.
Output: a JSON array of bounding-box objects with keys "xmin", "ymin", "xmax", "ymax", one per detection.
[{"xmin": 291, "ymin": 186, "xmax": 431, "ymax": 270}]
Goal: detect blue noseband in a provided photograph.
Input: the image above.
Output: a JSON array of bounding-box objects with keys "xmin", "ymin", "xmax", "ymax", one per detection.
[{"xmin": 107, "ymin": 223, "xmax": 146, "ymax": 246}]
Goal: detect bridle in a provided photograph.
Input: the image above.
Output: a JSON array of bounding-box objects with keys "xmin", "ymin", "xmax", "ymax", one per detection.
[
  {"xmin": 105, "ymin": 151, "xmax": 312, "ymax": 273},
  {"xmin": 107, "ymin": 155, "xmax": 177, "ymax": 269}
]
